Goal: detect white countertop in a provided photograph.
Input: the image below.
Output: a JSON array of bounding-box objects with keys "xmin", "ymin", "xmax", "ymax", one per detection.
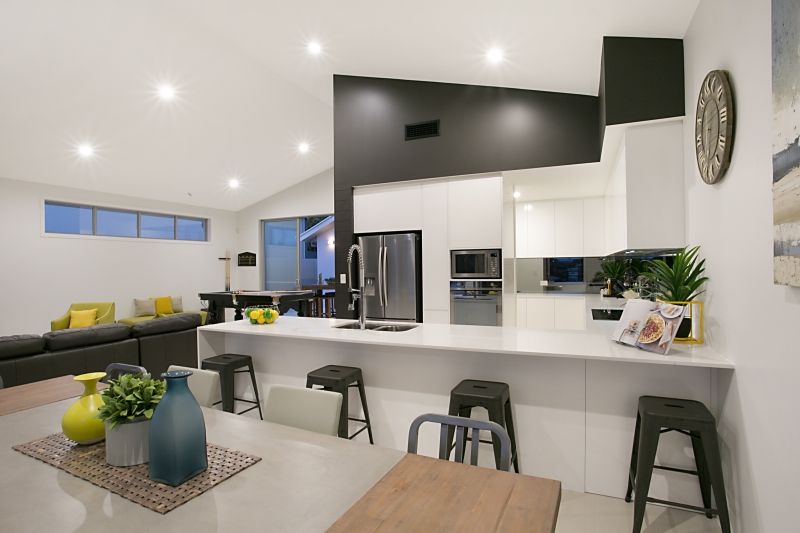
[{"xmin": 199, "ymin": 315, "xmax": 734, "ymax": 369}]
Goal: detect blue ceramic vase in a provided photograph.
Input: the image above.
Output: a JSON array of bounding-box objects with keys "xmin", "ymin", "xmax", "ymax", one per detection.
[{"xmin": 148, "ymin": 371, "xmax": 208, "ymax": 486}]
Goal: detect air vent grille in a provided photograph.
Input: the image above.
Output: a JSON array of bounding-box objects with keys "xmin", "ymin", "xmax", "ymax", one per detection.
[{"xmin": 405, "ymin": 120, "xmax": 440, "ymax": 141}]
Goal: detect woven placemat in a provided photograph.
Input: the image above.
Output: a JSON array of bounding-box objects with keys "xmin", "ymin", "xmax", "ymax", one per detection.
[{"xmin": 13, "ymin": 433, "xmax": 261, "ymax": 514}]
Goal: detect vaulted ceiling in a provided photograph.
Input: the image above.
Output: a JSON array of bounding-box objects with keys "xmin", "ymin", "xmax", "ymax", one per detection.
[{"xmin": 0, "ymin": 1, "xmax": 700, "ymax": 211}]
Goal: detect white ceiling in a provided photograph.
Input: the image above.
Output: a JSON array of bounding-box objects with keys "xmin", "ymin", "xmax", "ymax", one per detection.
[{"xmin": 0, "ymin": 1, "xmax": 700, "ymax": 211}]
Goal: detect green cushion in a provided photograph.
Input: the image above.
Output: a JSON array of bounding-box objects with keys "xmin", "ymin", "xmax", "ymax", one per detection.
[{"xmin": 118, "ymin": 311, "xmax": 207, "ymax": 327}]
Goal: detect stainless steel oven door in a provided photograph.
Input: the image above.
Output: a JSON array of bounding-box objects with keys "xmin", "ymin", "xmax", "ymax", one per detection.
[{"xmin": 449, "ymin": 281, "xmax": 502, "ymax": 327}]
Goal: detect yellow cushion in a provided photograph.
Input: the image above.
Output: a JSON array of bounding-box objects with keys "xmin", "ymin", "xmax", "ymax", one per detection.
[
  {"xmin": 154, "ymin": 296, "xmax": 173, "ymax": 315},
  {"xmin": 69, "ymin": 309, "xmax": 97, "ymax": 329}
]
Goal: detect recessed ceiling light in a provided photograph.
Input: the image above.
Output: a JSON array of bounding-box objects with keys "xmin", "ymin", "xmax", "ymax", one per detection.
[
  {"xmin": 298, "ymin": 142, "xmax": 310, "ymax": 153},
  {"xmin": 487, "ymin": 49, "xmax": 504, "ymax": 63},
  {"xmin": 308, "ymin": 42, "xmax": 322, "ymax": 55},
  {"xmin": 228, "ymin": 178, "xmax": 239, "ymax": 188},
  {"xmin": 513, "ymin": 191, "xmax": 521, "ymax": 198},
  {"xmin": 158, "ymin": 85, "xmax": 175, "ymax": 100},
  {"xmin": 78, "ymin": 144, "xmax": 94, "ymax": 157}
]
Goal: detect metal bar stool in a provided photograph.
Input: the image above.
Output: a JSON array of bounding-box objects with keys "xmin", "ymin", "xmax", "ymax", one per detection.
[
  {"xmin": 625, "ymin": 396, "xmax": 731, "ymax": 533},
  {"xmin": 306, "ymin": 365, "xmax": 373, "ymax": 444},
  {"xmin": 446, "ymin": 379, "xmax": 520, "ymax": 473},
  {"xmin": 200, "ymin": 354, "xmax": 263, "ymax": 419}
]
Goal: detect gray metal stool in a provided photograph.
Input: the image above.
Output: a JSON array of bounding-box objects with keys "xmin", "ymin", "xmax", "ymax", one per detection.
[{"xmin": 306, "ymin": 365, "xmax": 373, "ymax": 443}]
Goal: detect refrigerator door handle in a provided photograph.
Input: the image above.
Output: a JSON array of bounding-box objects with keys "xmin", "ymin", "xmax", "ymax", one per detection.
[
  {"xmin": 378, "ymin": 245, "xmax": 385, "ymax": 306},
  {"xmin": 382, "ymin": 245, "xmax": 388, "ymax": 306}
]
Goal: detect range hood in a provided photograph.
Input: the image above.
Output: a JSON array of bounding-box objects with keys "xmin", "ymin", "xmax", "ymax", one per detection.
[{"xmin": 605, "ymin": 248, "xmax": 683, "ymax": 259}]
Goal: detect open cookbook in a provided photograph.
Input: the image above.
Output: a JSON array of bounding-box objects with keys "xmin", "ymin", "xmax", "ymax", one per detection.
[{"xmin": 611, "ymin": 300, "xmax": 686, "ymax": 355}]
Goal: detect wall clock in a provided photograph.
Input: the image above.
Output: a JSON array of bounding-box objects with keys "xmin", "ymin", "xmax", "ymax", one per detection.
[{"xmin": 695, "ymin": 70, "xmax": 735, "ymax": 184}]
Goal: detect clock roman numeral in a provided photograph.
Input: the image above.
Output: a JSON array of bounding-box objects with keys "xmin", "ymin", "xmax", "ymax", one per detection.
[
  {"xmin": 719, "ymin": 107, "xmax": 727, "ymax": 122},
  {"xmin": 714, "ymin": 154, "xmax": 721, "ymax": 168},
  {"xmin": 718, "ymin": 134, "xmax": 726, "ymax": 151},
  {"xmin": 716, "ymin": 85, "xmax": 723, "ymax": 100},
  {"xmin": 699, "ymin": 97, "xmax": 706, "ymax": 109},
  {"xmin": 697, "ymin": 134, "xmax": 703, "ymax": 148},
  {"xmin": 704, "ymin": 78, "xmax": 711, "ymax": 96},
  {"xmin": 698, "ymin": 150, "xmax": 706, "ymax": 165}
]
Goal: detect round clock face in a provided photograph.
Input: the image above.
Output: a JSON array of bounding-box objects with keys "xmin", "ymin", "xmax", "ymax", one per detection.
[{"xmin": 695, "ymin": 70, "xmax": 734, "ymax": 184}]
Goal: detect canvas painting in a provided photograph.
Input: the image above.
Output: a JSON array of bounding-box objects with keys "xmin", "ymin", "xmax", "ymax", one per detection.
[{"xmin": 773, "ymin": 0, "xmax": 800, "ymax": 285}]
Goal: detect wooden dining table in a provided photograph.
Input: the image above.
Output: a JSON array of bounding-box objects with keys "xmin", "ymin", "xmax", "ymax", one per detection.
[{"xmin": 0, "ymin": 380, "xmax": 560, "ymax": 532}]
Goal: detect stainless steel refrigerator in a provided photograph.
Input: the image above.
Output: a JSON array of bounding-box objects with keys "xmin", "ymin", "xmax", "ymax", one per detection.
[{"xmin": 357, "ymin": 233, "xmax": 422, "ymax": 322}]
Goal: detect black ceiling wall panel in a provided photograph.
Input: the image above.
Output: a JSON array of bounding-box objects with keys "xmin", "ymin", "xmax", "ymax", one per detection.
[{"xmin": 600, "ymin": 36, "xmax": 685, "ymax": 126}]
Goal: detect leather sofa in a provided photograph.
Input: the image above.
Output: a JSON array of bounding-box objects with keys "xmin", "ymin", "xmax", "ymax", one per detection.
[{"xmin": 0, "ymin": 315, "xmax": 201, "ymax": 388}]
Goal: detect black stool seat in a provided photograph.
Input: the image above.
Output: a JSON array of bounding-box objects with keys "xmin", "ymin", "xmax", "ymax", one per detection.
[
  {"xmin": 447, "ymin": 379, "xmax": 520, "ymax": 473},
  {"xmin": 306, "ymin": 365, "xmax": 373, "ymax": 444},
  {"xmin": 626, "ymin": 396, "xmax": 731, "ymax": 533},
  {"xmin": 201, "ymin": 354, "xmax": 263, "ymax": 420}
]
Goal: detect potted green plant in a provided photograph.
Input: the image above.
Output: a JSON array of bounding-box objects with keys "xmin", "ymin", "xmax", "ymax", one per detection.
[
  {"xmin": 641, "ymin": 246, "xmax": 709, "ymax": 338},
  {"xmin": 594, "ymin": 260, "xmax": 628, "ymax": 295},
  {"xmin": 95, "ymin": 373, "xmax": 166, "ymax": 466}
]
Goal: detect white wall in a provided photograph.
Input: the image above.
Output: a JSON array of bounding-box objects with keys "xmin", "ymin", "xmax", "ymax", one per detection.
[
  {"xmin": 684, "ymin": 2, "xmax": 792, "ymax": 532},
  {"xmin": 235, "ymin": 168, "xmax": 334, "ymax": 290},
  {"xmin": 0, "ymin": 177, "xmax": 238, "ymax": 335}
]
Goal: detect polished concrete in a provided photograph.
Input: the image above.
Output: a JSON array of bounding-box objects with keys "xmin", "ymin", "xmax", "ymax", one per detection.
[
  {"xmin": 557, "ymin": 490, "xmax": 724, "ymax": 533},
  {"xmin": 0, "ymin": 399, "xmax": 404, "ymax": 533}
]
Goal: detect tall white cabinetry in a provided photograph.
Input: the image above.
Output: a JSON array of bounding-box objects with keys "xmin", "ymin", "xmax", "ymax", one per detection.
[
  {"xmin": 448, "ymin": 177, "xmax": 503, "ymax": 249},
  {"xmin": 353, "ymin": 174, "xmax": 504, "ymax": 325}
]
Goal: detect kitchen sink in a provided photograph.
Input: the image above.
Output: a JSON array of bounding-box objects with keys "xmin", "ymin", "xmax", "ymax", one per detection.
[
  {"xmin": 333, "ymin": 322, "xmax": 384, "ymax": 330},
  {"xmin": 375, "ymin": 325, "xmax": 417, "ymax": 332}
]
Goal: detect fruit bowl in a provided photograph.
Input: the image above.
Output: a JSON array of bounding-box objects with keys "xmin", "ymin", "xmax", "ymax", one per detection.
[{"xmin": 245, "ymin": 306, "xmax": 279, "ymax": 325}]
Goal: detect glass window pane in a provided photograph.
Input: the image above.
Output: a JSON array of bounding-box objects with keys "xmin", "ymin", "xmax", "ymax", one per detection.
[
  {"xmin": 96, "ymin": 209, "xmax": 137, "ymax": 237},
  {"xmin": 177, "ymin": 218, "xmax": 206, "ymax": 241},
  {"xmin": 141, "ymin": 214, "xmax": 175, "ymax": 239},
  {"xmin": 44, "ymin": 202, "xmax": 93, "ymax": 234}
]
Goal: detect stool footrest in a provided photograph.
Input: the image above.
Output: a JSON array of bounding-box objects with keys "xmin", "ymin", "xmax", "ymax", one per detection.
[
  {"xmin": 347, "ymin": 425, "xmax": 369, "ymax": 440},
  {"xmin": 646, "ymin": 497, "xmax": 718, "ymax": 516},
  {"xmin": 653, "ymin": 464, "xmax": 698, "ymax": 476}
]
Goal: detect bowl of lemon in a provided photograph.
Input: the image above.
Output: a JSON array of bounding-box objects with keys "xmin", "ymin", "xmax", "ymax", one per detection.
[{"xmin": 246, "ymin": 307, "xmax": 279, "ymax": 325}]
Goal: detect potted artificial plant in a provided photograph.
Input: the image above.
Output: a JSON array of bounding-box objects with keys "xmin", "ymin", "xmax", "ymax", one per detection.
[
  {"xmin": 641, "ymin": 246, "xmax": 709, "ymax": 340},
  {"xmin": 594, "ymin": 260, "xmax": 628, "ymax": 296},
  {"xmin": 95, "ymin": 373, "xmax": 166, "ymax": 466}
]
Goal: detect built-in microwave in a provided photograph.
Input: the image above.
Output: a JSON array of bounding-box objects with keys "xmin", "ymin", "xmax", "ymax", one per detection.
[{"xmin": 450, "ymin": 249, "xmax": 502, "ymax": 279}]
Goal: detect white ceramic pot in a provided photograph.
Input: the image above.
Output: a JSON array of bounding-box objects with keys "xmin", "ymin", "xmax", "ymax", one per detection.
[{"xmin": 105, "ymin": 417, "xmax": 150, "ymax": 466}]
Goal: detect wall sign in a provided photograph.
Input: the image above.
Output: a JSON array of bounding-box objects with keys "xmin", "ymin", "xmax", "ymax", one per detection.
[{"xmin": 238, "ymin": 252, "xmax": 257, "ymax": 267}]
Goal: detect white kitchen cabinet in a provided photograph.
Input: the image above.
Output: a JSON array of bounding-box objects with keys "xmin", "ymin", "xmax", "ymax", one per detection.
[
  {"xmin": 516, "ymin": 297, "xmax": 527, "ymax": 328},
  {"xmin": 526, "ymin": 297, "xmax": 555, "ymax": 329},
  {"xmin": 448, "ymin": 176, "xmax": 503, "ymax": 249},
  {"xmin": 526, "ymin": 201, "xmax": 556, "ymax": 257},
  {"xmin": 554, "ymin": 298, "xmax": 586, "ymax": 330},
  {"xmin": 422, "ymin": 181, "xmax": 450, "ymax": 315},
  {"xmin": 515, "ymin": 203, "xmax": 529, "ymax": 258},
  {"xmin": 353, "ymin": 183, "xmax": 422, "ymax": 234},
  {"xmin": 583, "ymin": 198, "xmax": 605, "ymax": 257},
  {"xmin": 555, "ymin": 200, "xmax": 584, "ymax": 257}
]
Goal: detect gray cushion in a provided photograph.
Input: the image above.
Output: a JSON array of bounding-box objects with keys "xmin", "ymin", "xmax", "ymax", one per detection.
[
  {"xmin": 43, "ymin": 323, "xmax": 131, "ymax": 352},
  {"xmin": 134, "ymin": 299, "xmax": 156, "ymax": 317},
  {"xmin": 0, "ymin": 334, "xmax": 46, "ymax": 361},
  {"xmin": 130, "ymin": 313, "xmax": 201, "ymax": 338}
]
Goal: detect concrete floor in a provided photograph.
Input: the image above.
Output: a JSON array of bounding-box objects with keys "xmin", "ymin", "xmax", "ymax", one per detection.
[{"xmin": 556, "ymin": 490, "xmax": 724, "ymax": 533}]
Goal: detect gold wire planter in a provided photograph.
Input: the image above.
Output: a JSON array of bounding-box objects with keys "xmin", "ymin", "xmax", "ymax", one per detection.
[{"xmin": 669, "ymin": 301, "xmax": 704, "ymax": 345}]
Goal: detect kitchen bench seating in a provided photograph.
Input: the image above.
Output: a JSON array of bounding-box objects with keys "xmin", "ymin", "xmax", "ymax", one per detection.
[
  {"xmin": 306, "ymin": 365, "xmax": 374, "ymax": 443},
  {"xmin": 0, "ymin": 315, "xmax": 201, "ymax": 388},
  {"xmin": 626, "ymin": 395, "xmax": 732, "ymax": 533},
  {"xmin": 201, "ymin": 354, "xmax": 263, "ymax": 419},
  {"xmin": 447, "ymin": 379, "xmax": 520, "ymax": 473}
]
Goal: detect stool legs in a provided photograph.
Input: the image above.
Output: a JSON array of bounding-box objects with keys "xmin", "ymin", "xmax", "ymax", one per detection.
[
  {"xmin": 625, "ymin": 412, "xmax": 642, "ymax": 503},
  {"xmin": 691, "ymin": 431, "xmax": 713, "ymax": 519},
  {"xmin": 220, "ymin": 366, "xmax": 235, "ymax": 413},
  {"xmin": 503, "ymin": 399, "xmax": 520, "ymax": 473},
  {"xmin": 246, "ymin": 361, "xmax": 263, "ymax": 420},
  {"xmin": 700, "ymin": 428, "xmax": 732, "ymax": 533},
  {"xmin": 356, "ymin": 380, "xmax": 374, "ymax": 444},
  {"xmin": 337, "ymin": 383, "xmax": 349, "ymax": 439},
  {"xmin": 631, "ymin": 418, "xmax": 661, "ymax": 533}
]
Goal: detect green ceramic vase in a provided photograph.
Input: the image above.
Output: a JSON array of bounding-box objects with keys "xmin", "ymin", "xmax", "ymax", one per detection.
[{"xmin": 61, "ymin": 372, "xmax": 107, "ymax": 444}]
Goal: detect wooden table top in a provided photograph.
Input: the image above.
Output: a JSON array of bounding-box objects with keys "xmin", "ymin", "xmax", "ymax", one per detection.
[
  {"xmin": 326, "ymin": 453, "xmax": 561, "ymax": 533},
  {"xmin": 0, "ymin": 376, "xmax": 107, "ymax": 417}
]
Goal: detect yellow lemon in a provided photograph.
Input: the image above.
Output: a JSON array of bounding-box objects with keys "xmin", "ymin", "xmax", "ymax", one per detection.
[
  {"xmin": 257, "ymin": 317, "xmax": 266, "ymax": 324},
  {"xmin": 249, "ymin": 311, "xmax": 258, "ymax": 319}
]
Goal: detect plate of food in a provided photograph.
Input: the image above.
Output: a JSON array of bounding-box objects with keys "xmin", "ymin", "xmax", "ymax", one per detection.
[
  {"xmin": 660, "ymin": 304, "xmax": 684, "ymax": 319},
  {"xmin": 637, "ymin": 314, "xmax": 665, "ymax": 344}
]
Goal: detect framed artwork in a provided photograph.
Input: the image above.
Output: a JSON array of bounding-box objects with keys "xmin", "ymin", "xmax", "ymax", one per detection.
[{"xmin": 773, "ymin": 0, "xmax": 800, "ymax": 286}]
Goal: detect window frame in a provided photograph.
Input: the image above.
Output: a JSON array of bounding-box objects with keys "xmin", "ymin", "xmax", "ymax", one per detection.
[{"xmin": 43, "ymin": 200, "xmax": 209, "ymax": 242}]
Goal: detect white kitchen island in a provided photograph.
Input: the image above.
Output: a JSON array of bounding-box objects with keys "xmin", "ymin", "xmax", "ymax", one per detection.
[{"xmin": 197, "ymin": 315, "xmax": 733, "ymax": 503}]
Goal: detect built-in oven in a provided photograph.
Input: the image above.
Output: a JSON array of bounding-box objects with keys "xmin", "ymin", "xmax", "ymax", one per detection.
[
  {"xmin": 450, "ymin": 249, "xmax": 502, "ymax": 279},
  {"xmin": 450, "ymin": 281, "xmax": 502, "ymax": 327}
]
